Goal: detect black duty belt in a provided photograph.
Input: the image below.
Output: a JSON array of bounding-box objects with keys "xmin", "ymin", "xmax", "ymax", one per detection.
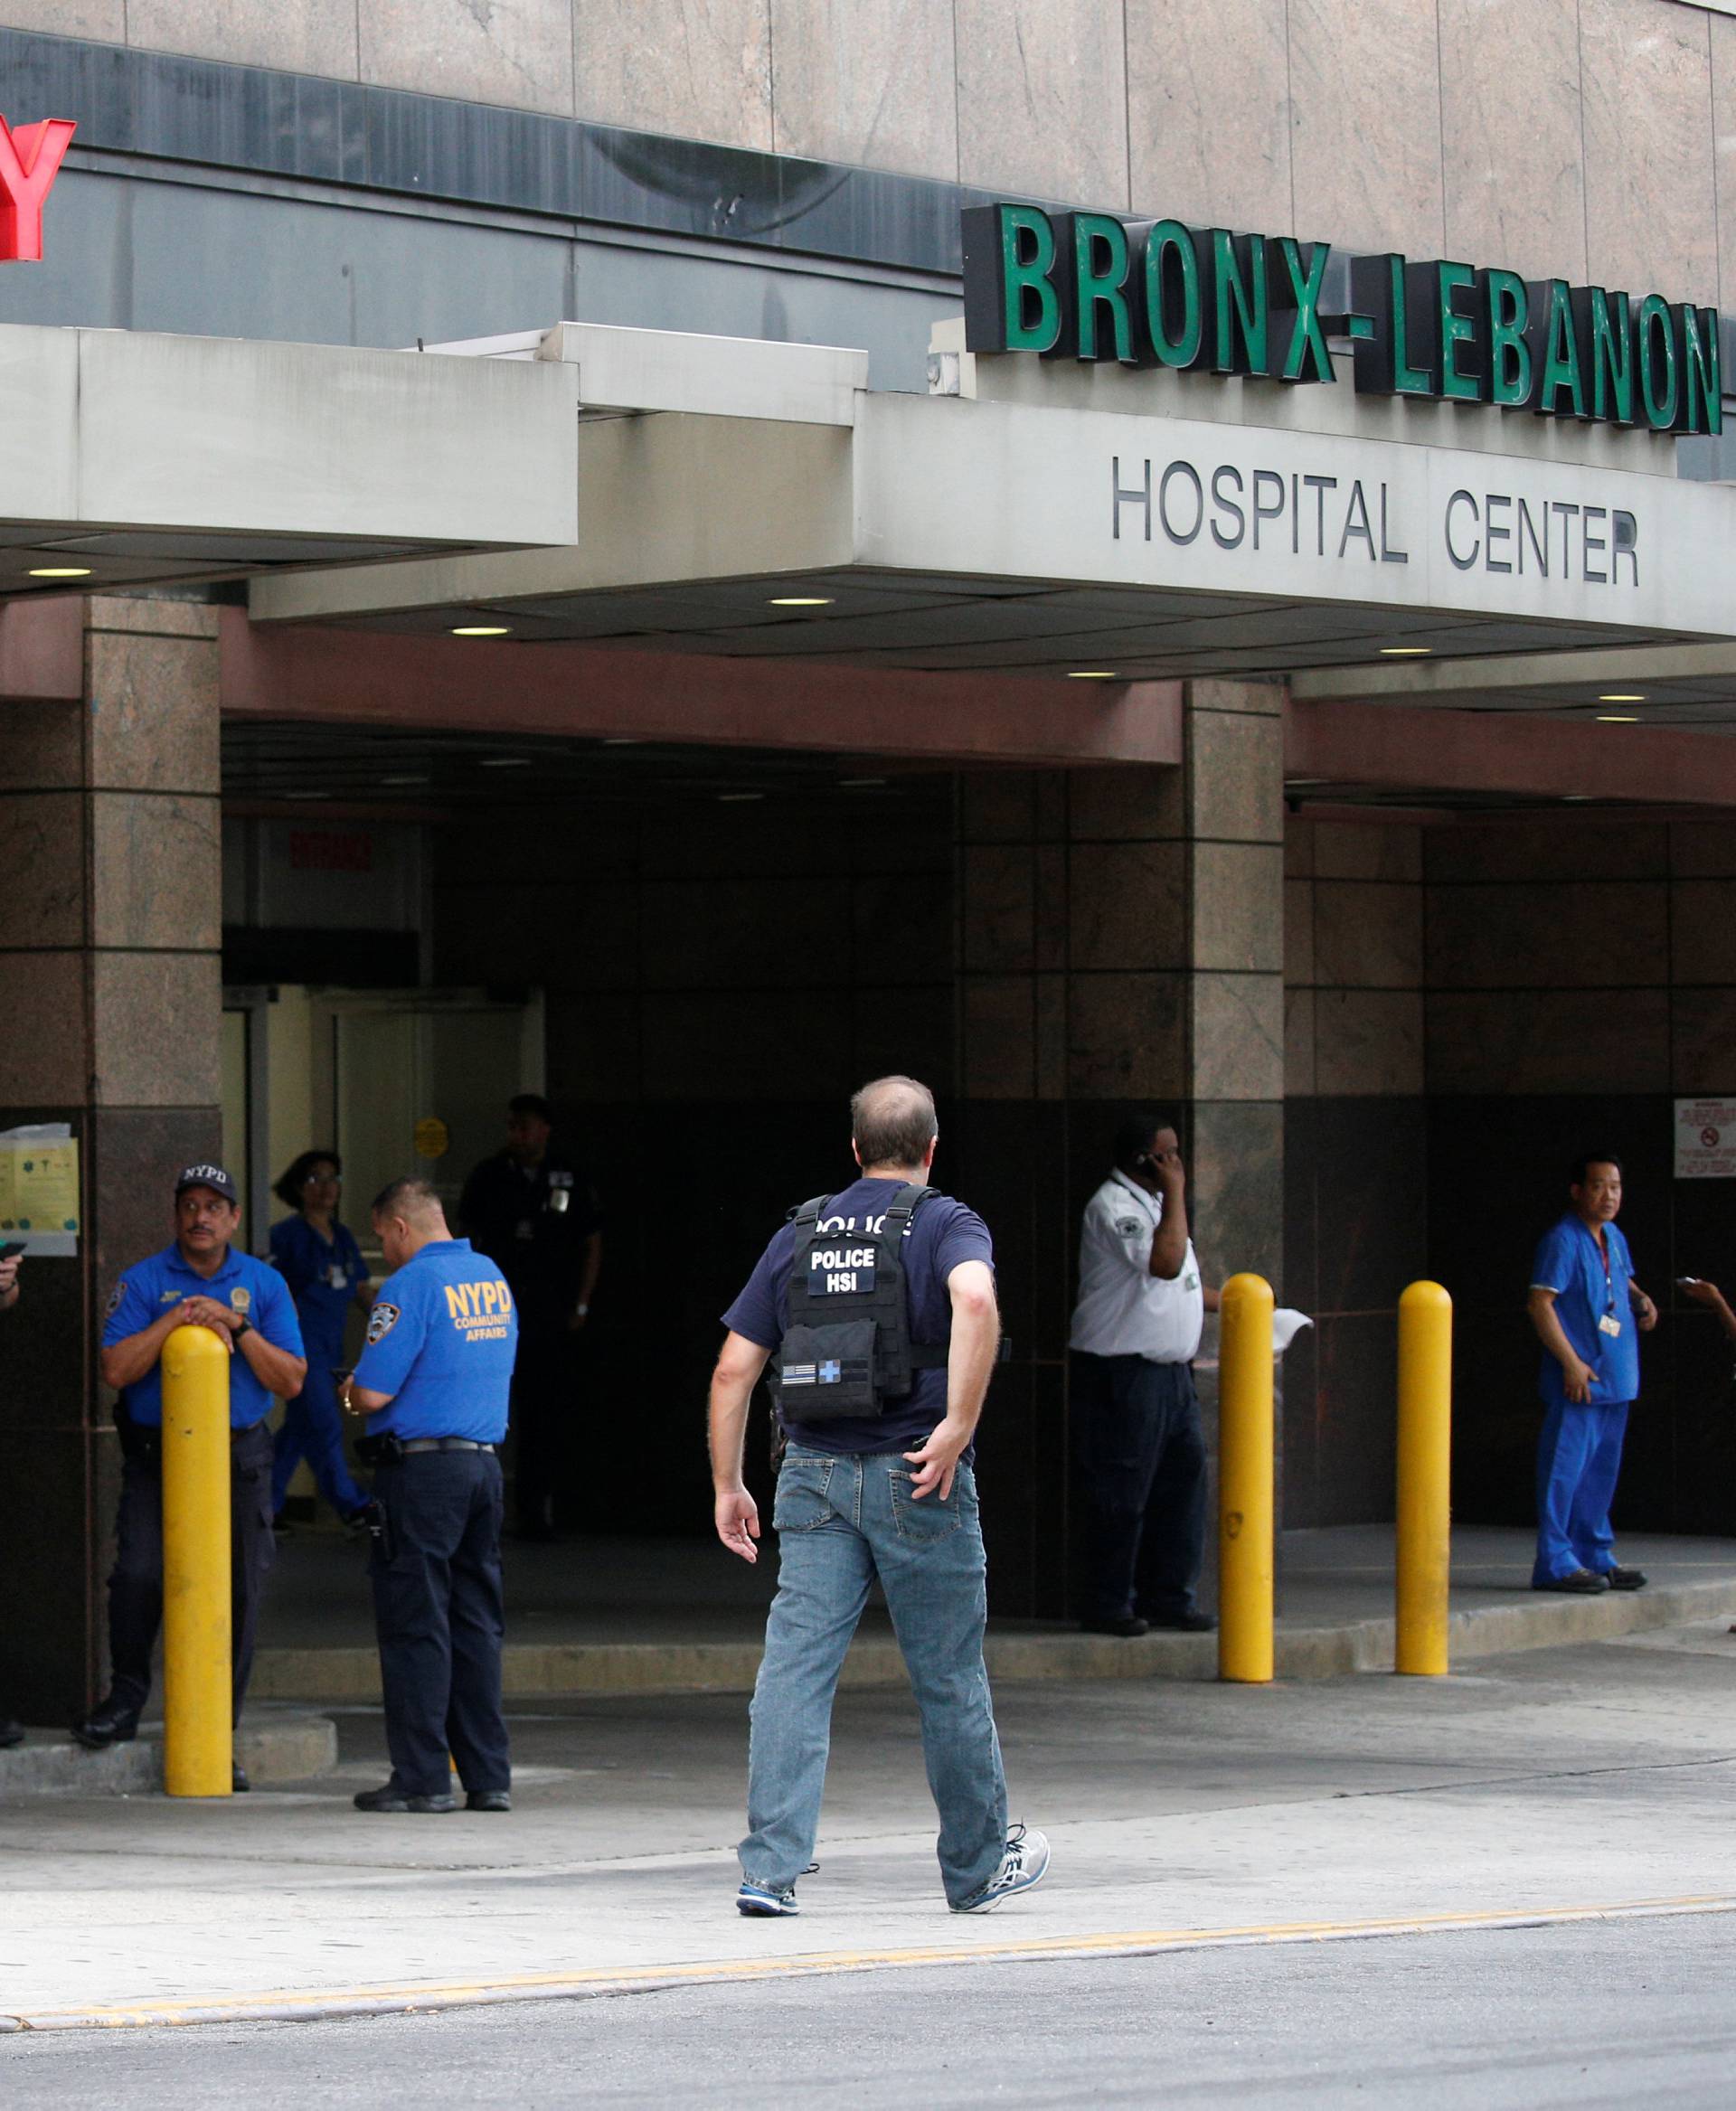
[{"xmin": 401, "ymin": 1437, "xmax": 495, "ymax": 1455}]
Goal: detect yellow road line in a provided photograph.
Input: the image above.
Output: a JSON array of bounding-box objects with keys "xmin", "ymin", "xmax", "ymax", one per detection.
[{"xmin": 7, "ymin": 1893, "xmax": 1735, "ymax": 2033}]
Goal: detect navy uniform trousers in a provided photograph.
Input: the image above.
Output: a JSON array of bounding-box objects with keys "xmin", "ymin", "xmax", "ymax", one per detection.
[
  {"xmin": 368, "ymin": 1448, "xmax": 511, "ymax": 1799},
  {"xmin": 108, "ymin": 1418, "xmax": 276, "ymax": 1722},
  {"xmin": 1069, "ymin": 1351, "xmax": 1208, "ymax": 1624}
]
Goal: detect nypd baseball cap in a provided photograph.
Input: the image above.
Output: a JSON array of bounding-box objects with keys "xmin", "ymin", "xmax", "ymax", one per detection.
[{"xmin": 175, "ymin": 1162, "xmax": 240, "ymax": 1205}]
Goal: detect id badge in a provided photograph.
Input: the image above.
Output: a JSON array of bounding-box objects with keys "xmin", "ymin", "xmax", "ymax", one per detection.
[
  {"xmin": 328, "ymin": 1263, "xmax": 347, "ymax": 1291},
  {"xmin": 1599, "ymin": 1314, "xmax": 1622, "ymax": 1337},
  {"xmin": 547, "ymin": 1188, "xmax": 570, "ymax": 1214}
]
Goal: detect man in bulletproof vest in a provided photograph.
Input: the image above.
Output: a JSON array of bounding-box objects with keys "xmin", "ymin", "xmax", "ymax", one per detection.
[
  {"xmin": 709, "ymin": 1074, "xmax": 1049, "ymax": 1919},
  {"xmin": 458, "ymin": 1093, "xmax": 601, "ymax": 1540}
]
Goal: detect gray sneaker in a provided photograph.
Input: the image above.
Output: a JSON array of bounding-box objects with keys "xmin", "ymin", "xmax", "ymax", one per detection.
[{"xmin": 951, "ymin": 1824, "xmax": 1052, "ymax": 1914}]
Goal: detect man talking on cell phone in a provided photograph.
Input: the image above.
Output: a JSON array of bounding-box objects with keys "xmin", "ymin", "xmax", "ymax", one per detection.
[{"xmin": 1526, "ymin": 1152, "xmax": 1657, "ymax": 1595}]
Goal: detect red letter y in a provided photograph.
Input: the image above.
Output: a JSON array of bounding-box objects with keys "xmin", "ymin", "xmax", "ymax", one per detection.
[{"xmin": 0, "ymin": 118, "xmax": 76, "ymax": 262}]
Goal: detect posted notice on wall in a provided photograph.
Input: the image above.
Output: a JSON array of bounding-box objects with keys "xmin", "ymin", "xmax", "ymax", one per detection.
[
  {"xmin": 1674, "ymin": 1098, "xmax": 1736, "ymax": 1180},
  {"xmin": 0, "ymin": 1122, "xmax": 80, "ymax": 1254}
]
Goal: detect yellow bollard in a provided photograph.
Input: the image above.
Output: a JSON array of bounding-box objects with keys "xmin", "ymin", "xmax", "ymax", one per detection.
[
  {"xmin": 1218, "ymin": 1273, "xmax": 1275, "ymax": 1683},
  {"xmin": 160, "ymin": 1324, "xmax": 232, "ymax": 1796},
  {"xmin": 1395, "ymin": 1280, "xmax": 1453, "ymax": 1676}
]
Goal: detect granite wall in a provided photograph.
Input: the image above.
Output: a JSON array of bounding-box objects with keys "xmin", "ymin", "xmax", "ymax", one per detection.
[
  {"xmin": 13, "ymin": 0, "xmax": 1731, "ymax": 306},
  {"xmin": 1284, "ymin": 806, "xmax": 1736, "ymax": 1542},
  {"xmin": 0, "ymin": 598, "xmax": 224, "ymax": 1720}
]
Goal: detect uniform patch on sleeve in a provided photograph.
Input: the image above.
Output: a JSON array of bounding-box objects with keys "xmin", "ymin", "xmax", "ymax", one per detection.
[
  {"xmin": 366, "ymin": 1301, "xmax": 400, "ymax": 1346},
  {"xmin": 106, "ymin": 1280, "xmax": 127, "ymax": 1316},
  {"xmin": 1115, "ymin": 1217, "xmax": 1144, "ymax": 1238}
]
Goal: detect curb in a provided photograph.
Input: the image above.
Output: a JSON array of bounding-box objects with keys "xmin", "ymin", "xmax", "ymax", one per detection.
[
  {"xmin": 5, "ymin": 1891, "xmax": 1733, "ymax": 2033},
  {"xmin": 0, "ymin": 1709, "xmax": 337, "ymax": 1797},
  {"xmin": 248, "ymin": 1576, "xmax": 1736, "ymax": 1701}
]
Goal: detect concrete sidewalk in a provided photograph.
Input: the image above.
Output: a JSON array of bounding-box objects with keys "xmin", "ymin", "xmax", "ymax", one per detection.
[
  {"xmin": 3, "ymin": 1620, "xmax": 1736, "ymax": 2032},
  {"xmin": 246, "ymin": 1523, "xmax": 1736, "ymax": 1699}
]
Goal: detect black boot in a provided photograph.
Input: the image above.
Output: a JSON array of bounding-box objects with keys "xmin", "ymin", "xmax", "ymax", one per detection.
[{"xmin": 71, "ymin": 1695, "xmax": 143, "ymax": 1748}]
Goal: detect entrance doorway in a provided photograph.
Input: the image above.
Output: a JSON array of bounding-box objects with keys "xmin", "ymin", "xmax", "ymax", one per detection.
[{"xmin": 218, "ymin": 985, "xmax": 544, "ymax": 1267}]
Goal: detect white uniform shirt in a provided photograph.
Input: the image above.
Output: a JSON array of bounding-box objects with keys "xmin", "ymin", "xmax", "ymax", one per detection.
[{"xmin": 1067, "ymin": 1171, "xmax": 1205, "ymax": 1363}]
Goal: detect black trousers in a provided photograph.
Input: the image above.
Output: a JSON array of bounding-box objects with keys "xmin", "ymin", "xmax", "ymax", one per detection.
[
  {"xmin": 508, "ymin": 1323, "xmax": 579, "ymax": 1531},
  {"xmin": 1070, "ymin": 1352, "xmax": 1207, "ymax": 1622},
  {"xmin": 106, "ymin": 1418, "xmax": 276, "ymax": 1722},
  {"xmin": 369, "ymin": 1449, "xmax": 510, "ymax": 1798}
]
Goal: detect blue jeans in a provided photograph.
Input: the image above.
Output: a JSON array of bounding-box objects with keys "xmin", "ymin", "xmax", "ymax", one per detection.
[
  {"xmin": 741, "ymin": 1447, "xmax": 1008, "ymax": 1908},
  {"xmin": 1533, "ymin": 1397, "xmax": 1631, "ymax": 1584}
]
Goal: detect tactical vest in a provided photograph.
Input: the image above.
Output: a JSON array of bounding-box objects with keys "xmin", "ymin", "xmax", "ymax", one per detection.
[{"xmin": 769, "ymin": 1184, "xmax": 950, "ymax": 1421}]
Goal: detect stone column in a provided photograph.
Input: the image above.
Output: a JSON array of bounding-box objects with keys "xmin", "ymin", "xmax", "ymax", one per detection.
[
  {"xmin": 0, "ymin": 598, "xmax": 222, "ymax": 1720},
  {"xmin": 952, "ymin": 679, "xmax": 1286, "ymax": 1620}
]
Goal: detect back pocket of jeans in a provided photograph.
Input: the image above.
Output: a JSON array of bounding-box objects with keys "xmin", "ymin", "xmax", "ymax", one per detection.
[
  {"xmin": 888, "ymin": 1469, "xmax": 967, "ymax": 1543},
  {"xmin": 772, "ymin": 1456, "xmax": 835, "ymax": 1534}
]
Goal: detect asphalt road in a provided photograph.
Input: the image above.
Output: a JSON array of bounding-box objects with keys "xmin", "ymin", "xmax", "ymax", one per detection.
[{"xmin": 5, "ymin": 1911, "xmax": 1734, "ymax": 2107}]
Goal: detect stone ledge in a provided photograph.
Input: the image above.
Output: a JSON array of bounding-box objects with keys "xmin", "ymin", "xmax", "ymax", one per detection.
[
  {"xmin": 0, "ymin": 1708, "xmax": 336, "ymax": 1796},
  {"xmin": 243, "ymin": 1574, "xmax": 1736, "ymax": 1703}
]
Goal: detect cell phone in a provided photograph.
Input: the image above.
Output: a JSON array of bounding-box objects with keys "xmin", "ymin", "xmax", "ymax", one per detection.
[
  {"xmin": 0, "ymin": 1241, "xmax": 25, "ymax": 1261},
  {"xmin": 1676, "ymin": 1277, "xmax": 1702, "ymax": 1288}
]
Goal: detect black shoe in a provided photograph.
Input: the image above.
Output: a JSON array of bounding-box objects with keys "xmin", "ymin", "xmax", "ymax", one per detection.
[
  {"xmin": 1146, "ymin": 1609, "xmax": 1216, "ymax": 1633},
  {"xmin": 0, "ymin": 1718, "xmax": 24, "ymax": 1749},
  {"xmin": 71, "ymin": 1698, "xmax": 141, "ymax": 1749},
  {"xmin": 466, "ymin": 1789, "xmax": 511, "ymax": 1813},
  {"xmin": 1081, "ymin": 1616, "xmax": 1149, "ymax": 1638},
  {"xmin": 231, "ymin": 1761, "xmax": 250, "ymax": 1793},
  {"xmin": 353, "ymin": 1782, "xmax": 457, "ymax": 1814},
  {"xmin": 271, "ymin": 1513, "xmax": 293, "ymax": 1537},
  {"xmin": 1606, "ymin": 1567, "xmax": 1648, "ymax": 1591},
  {"xmin": 1533, "ymin": 1569, "xmax": 1609, "ymax": 1594}
]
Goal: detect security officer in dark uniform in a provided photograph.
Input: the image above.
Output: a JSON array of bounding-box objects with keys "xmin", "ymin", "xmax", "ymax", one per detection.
[
  {"xmin": 342, "ymin": 1175, "xmax": 517, "ymax": 1814},
  {"xmin": 80, "ymin": 1164, "xmax": 307, "ymax": 1785},
  {"xmin": 458, "ymin": 1093, "xmax": 600, "ymax": 1540}
]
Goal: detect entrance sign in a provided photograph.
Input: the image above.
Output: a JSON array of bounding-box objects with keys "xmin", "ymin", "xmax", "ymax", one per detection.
[
  {"xmin": 1675, "ymin": 1098, "xmax": 1736, "ymax": 1180},
  {"xmin": 0, "ymin": 115, "xmax": 75, "ymax": 262},
  {"xmin": 962, "ymin": 204, "xmax": 1722, "ymax": 438}
]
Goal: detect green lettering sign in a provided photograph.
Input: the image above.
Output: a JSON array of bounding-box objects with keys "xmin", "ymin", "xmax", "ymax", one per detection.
[
  {"xmin": 1577, "ymin": 287, "xmax": 1634, "ymax": 426},
  {"xmin": 1637, "ymin": 293, "xmax": 1678, "ymax": 430},
  {"xmin": 1271, "ymin": 238, "xmax": 1333, "ymax": 384},
  {"xmin": 1436, "ymin": 261, "xmax": 1478, "ymax": 403},
  {"xmin": 1068, "ymin": 212, "xmax": 1136, "ymax": 364},
  {"xmin": 1211, "ymin": 230, "xmax": 1269, "ymax": 376},
  {"xmin": 1678, "ymin": 302, "xmax": 1720, "ymax": 435},
  {"xmin": 1532, "ymin": 280, "xmax": 1585, "ymax": 418}
]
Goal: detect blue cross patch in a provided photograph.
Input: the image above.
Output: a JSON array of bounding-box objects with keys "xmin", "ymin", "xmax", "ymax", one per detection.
[{"xmin": 818, "ymin": 1360, "xmax": 842, "ymax": 1384}]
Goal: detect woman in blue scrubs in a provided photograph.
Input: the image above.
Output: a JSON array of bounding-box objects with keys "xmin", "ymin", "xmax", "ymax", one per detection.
[{"xmin": 269, "ymin": 1150, "xmax": 373, "ymax": 1525}]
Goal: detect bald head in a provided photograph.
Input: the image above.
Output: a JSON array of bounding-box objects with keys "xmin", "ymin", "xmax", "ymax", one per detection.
[
  {"xmin": 851, "ymin": 1075, "xmax": 939, "ymax": 1177},
  {"xmin": 371, "ymin": 1176, "xmax": 451, "ymax": 1269}
]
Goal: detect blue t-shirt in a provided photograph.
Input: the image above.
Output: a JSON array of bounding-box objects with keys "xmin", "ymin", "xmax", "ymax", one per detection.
[
  {"xmin": 1531, "ymin": 1212, "xmax": 1641, "ymax": 1407},
  {"xmin": 352, "ymin": 1238, "xmax": 517, "ymax": 1443},
  {"xmin": 102, "ymin": 1243, "xmax": 306, "ymax": 1428},
  {"xmin": 722, "ymin": 1177, "xmax": 995, "ymax": 1457},
  {"xmin": 269, "ymin": 1214, "xmax": 369, "ymax": 1354}
]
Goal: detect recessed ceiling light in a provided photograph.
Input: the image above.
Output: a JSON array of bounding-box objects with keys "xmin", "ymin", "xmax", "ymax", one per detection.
[
  {"xmin": 284, "ymin": 789, "xmax": 329, "ymax": 801},
  {"xmin": 718, "ymin": 791, "xmax": 765, "ymax": 803},
  {"xmin": 382, "ymin": 773, "xmax": 431, "ymax": 786},
  {"xmin": 1598, "ymin": 693, "xmax": 1646, "ymax": 703},
  {"xmin": 768, "ymin": 596, "xmax": 834, "ymax": 608},
  {"xmin": 1595, "ymin": 713, "xmax": 1638, "ymax": 724},
  {"xmin": 839, "ymin": 777, "xmax": 888, "ymax": 788},
  {"xmin": 1067, "ymin": 670, "xmax": 1120, "ymax": 680},
  {"xmin": 600, "ymin": 737, "xmax": 642, "ymax": 747},
  {"xmin": 450, "ymin": 624, "xmax": 511, "ymax": 637},
  {"xmin": 28, "ymin": 565, "xmax": 92, "ymax": 579},
  {"xmin": 479, "ymin": 756, "xmax": 533, "ymax": 768},
  {"xmin": 1380, "ymin": 646, "xmax": 1433, "ymax": 656}
]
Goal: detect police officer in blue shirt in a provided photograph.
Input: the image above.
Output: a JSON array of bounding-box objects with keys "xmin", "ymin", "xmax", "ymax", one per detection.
[
  {"xmin": 339, "ymin": 1176, "xmax": 517, "ymax": 1814},
  {"xmin": 79, "ymin": 1164, "xmax": 307, "ymax": 1778},
  {"xmin": 268, "ymin": 1149, "xmax": 372, "ymax": 1525},
  {"xmin": 1527, "ymin": 1152, "xmax": 1658, "ymax": 1594}
]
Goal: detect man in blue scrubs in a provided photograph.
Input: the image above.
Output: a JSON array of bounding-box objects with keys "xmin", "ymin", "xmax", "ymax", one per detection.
[
  {"xmin": 1527, "ymin": 1154, "xmax": 1657, "ymax": 1594},
  {"xmin": 80, "ymin": 1164, "xmax": 307, "ymax": 1776},
  {"xmin": 341, "ymin": 1176, "xmax": 517, "ymax": 1814}
]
